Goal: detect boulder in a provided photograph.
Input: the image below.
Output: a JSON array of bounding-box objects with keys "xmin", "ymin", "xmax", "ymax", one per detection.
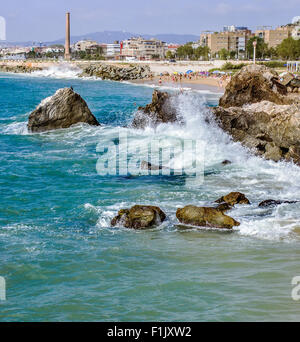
[
  {"xmin": 258, "ymin": 199, "xmax": 298, "ymax": 207},
  {"xmin": 111, "ymin": 205, "xmax": 166, "ymax": 229},
  {"xmin": 28, "ymin": 88, "xmax": 100, "ymax": 133},
  {"xmin": 219, "ymin": 64, "xmax": 289, "ymax": 108},
  {"xmin": 215, "ymin": 192, "xmax": 250, "ymax": 206},
  {"xmin": 132, "ymin": 90, "xmax": 182, "ymax": 128},
  {"xmin": 176, "ymin": 205, "xmax": 240, "ymax": 229},
  {"xmin": 212, "ymin": 101, "xmax": 300, "ymax": 164}
]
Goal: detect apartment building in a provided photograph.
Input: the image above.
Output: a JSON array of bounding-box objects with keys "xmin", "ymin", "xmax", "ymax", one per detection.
[
  {"xmin": 200, "ymin": 27, "xmax": 253, "ymax": 55},
  {"xmin": 74, "ymin": 40, "xmax": 99, "ymax": 52},
  {"xmin": 120, "ymin": 37, "xmax": 167, "ymax": 60},
  {"xmin": 255, "ymin": 26, "xmax": 292, "ymax": 48}
]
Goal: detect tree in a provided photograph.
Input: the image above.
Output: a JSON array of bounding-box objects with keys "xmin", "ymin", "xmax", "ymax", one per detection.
[
  {"xmin": 246, "ymin": 36, "xmax": 268, "ymax": 59},
  {"xmin": 165, "ymin": 51, "xmax": 174, "ymax": 59},
  {"xmin": 218, "ymin": 48, "xmax": 230, "ymax": 60},
  {"xmin": 276, "ymin": 37, "xmax": 300, "ymax": 60}
]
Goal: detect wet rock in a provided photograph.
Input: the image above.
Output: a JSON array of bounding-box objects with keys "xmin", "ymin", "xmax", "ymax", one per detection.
[
  {"xmin": 28, "ymin": 88, "xmax": 100, "ymax": 133},
  {"xmin": 176, "ymin": 205, "xmax": 240, "ymax": 229},
  {"xmin": 212, "ymin": 101, "xmax": 300, "ymax": 164},
  {"xmin": 215, "ymin": 192, "xmax": 250, "ymax": 206},
  {"xmin": 111, "ymin": 205, "xmax": 166, "ymax": 229},
  {"xmin": 140, "ymin": 161, "xmax": 168, "ymax": 171},
  {"xmin": 221, "ymin": 160, "xmax": 232, "ymax": 165},
  {"xmin": 219, "ymin": 64, "xmax": 289, "ymax": 108},
  {"xmin": 132, "ymin": 90, "xmax": 182, "ymax": 129},
  {"xmin": 215, "ymin": 202, "xmax": 232, "ymax": 212},
  {"xmin": 258, "ymin": 199, "xmax": 298, "ymax": 208}
]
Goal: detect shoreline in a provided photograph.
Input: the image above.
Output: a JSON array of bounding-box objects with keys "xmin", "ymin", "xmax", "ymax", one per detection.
[{"xmin": 129, "ymin": 77, "xmax": 225, "ymax": 93}]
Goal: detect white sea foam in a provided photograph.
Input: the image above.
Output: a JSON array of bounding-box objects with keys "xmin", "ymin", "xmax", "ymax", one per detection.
[{"xmin": 31, "ymin": 63, "xmax": 82, "ymax": 79}]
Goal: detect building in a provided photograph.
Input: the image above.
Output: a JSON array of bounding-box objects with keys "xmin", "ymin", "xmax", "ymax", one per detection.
[
  {"xmin": 105, "ymin": 42, "xmax": 121, "ymax": 57},
  {"xmin": 120, "ymin": 37, "xmax": 167, "ymax": 60},
  {"xmin": 200, "ymin": 27, "xmax": 253, "ymax": 56},
  {"xmin": 74, "ymin": 40, "xmax": 99, "ymax": 52},
  {"xmin": 256, "ymin": 26, "xmax": 292, "ymax": 48}
]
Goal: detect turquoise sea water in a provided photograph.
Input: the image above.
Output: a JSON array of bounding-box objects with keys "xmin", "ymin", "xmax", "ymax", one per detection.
[{"xmin": 1, "ymin": 69, "xmax": 300, "ymax": 322}]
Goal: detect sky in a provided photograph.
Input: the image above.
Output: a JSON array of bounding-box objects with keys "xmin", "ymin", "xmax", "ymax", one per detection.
[{"xmin": 1, "ymin": 0, "xmax": 300, "ymax": 42}]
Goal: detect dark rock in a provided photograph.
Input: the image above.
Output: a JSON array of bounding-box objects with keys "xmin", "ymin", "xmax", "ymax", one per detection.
[
  {"xmin": 215, "ymin": 192, "xmax": 250, "ymax": 206},
  {"xmin": 140, "ymin": 161, "xmax": 168, "ymax": 171},
  {"xmin": 111, "ymin": 205, "xmax": 166, "ymax": 229},
  {"xmin": 132, "ymin": 90, "xmax": 182, "ymax": 129},
  {"xmin": 215, "ymin": 202, "xmax": 232, "ymax": 212},
  {"xmin": 258, "ymin": 199, "xmax": 298, "ymax": 208},
  {"xmin": 221, "ymin": 160, "xmax": 232, "ymax": 165},
  {"xmin": 219, "ymin": 64, "xmax": 289, "ymax": 108},
  {"xmin": 176, "ymin": 205, "xmax": 240, "ymax": 229},
  {"xmin": 28, "ymin": 88, "xmax": 100, "ymax": 133}
]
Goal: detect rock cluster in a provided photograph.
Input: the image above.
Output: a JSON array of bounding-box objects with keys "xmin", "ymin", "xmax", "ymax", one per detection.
[
  {"xmin": 80, "ymin": 63, "xmax": 152, "ymax": 81},
  {"xmin": 212, "ymin": 64, "xmax": 300, "ymax": 164},
  {"xmin": 0, "ymin": 64, "xmax": 42, "ymax": 73},
  {"xmin": 28, "ymin": 88, "xmax": 100, "ymax": 133},
  {"xmin": 132, "ymin": 90, "xmax": 182, "ymax": 128}
]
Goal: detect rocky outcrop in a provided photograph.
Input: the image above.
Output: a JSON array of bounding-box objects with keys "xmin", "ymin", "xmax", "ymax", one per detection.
[
  {"xmin": 219, "ymin": 64, "xmax": 289, "ymax": 108},
  {"xmin": 28, "ymin": 88, "xmax": 100, "ymax": 133},
  {"xmin": 111, "ymin": 205, "xmax": 166, "ymax": 229},
  {"xmin": 80, "ymin": 63, "xmax": 152, "ymax": 81},
  {"xmin": 0, "ymin": 64, "xmax": 42, "ymax": 73},
  {"xmin": 176, "ymin": 205, "xmax": 240, "ymax": 229},
  {"xmin": 213, "ymin": 101, "xmax": 300, "ymax": 164},
  {"xmin": 212, "ymin": 64, "xmax": 300, "ymax": 164},
  {"xmin": 132, "ymin": 90, "xmax": 182, "ymax": 128},
  {"xmin": 215, "ymin": 192, "xmax": 250, "ymax": 206}
]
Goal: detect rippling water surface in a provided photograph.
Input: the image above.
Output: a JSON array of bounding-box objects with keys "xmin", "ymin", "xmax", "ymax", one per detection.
[{"xmin": 1, "ymin": 68, "xmax": 300, "ymax": 321}]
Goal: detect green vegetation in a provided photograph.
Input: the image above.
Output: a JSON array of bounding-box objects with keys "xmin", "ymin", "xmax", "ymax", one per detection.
[
  {"xmin": 176, "ymin": 43, "xmax": 210, "ymax": 60},
  {"xmin": 72, "ymin": 47, "xmax": 104, "ymax": 60}
]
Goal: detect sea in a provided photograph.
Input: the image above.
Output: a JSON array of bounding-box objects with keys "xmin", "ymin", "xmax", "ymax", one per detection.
[{"xmin": 0, "ymin": 64, "xmax": 300, "ymax": 322}]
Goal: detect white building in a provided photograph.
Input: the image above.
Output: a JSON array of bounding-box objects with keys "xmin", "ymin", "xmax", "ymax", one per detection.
[
  {"xmin": 105, "ymin": 43, "xmax": 121, "ymax": 57},
  {"xmin": 121, "ymin": 37, "xmax": 167, "ymax": 60},
  {"xmin": 74, "ymin": 40, "xmax": 99, "ymax": 52}
]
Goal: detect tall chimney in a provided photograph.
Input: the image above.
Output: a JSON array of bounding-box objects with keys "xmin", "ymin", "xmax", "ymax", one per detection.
[{"xmin": 65, "ymin": 12, "xmax": 71, "ymax": 60}]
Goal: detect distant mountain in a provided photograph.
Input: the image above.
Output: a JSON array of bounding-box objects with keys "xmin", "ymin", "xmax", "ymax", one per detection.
[{"xmin": 3, "ymin": 31, "xmax": 200, "ymax": 47}]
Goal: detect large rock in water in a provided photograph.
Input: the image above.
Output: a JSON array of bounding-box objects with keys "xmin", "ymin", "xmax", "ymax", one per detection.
[
  {"xmin": 28, "ymin": 88, "xmax": 100, "ymax": 132},
  {"xmin": 132, "ymin": 90, "xmax": 182, "ymax": 128},
  {"xmin": 111, "ymin": 205, "xmax": 166, "ymax": 229},
  {"xmin": 176, "ymin": 205, "xmax": 240, "ymax": 229},
  {"xmin": 219, "ymin": 64, "xmax": 289, "ymax": 108}
]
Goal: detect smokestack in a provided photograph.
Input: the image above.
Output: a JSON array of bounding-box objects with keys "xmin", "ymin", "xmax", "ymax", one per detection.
[{"xmin": 65, "ymin": 12, "xmax": 71, "ymax": 60}]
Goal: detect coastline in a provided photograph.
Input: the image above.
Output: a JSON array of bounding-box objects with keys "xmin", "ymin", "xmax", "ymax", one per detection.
[{"xmin": 129, "ymin": 77, "xmax": 225, "ymax": 93}]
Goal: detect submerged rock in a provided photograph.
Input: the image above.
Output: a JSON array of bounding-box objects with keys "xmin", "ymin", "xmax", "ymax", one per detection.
[
  {"xmin": 215, "ymin": 202, "xmax": 232, "ymax": 212},
  {"xmin": 219, "ymin": 64, "xmax": 289, "ymax": 108},
  {"xmin": 132, "ymin": 90, "xmax": 182, "ymax": 128},
  {"xmin": 111, "ymin": 205, "xmax": 166, "ymax": 229},
  {"xmin": 221, "ymin": 160, "xmax": 232, "ymax": 165},
  {"xmin": 28, "ymin": 88, "xmax": 100, "ymax": 132},
  {"xmin": 258, "ymin": 199, "xmax": 298, "ymax": 208},
  {"xmin": 176, "ymin": 205, "xmax": 240, "ymax": 229},
  {"xmin": 215, "ymin": 192, "xmax": 250, "ymax": 206}
]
